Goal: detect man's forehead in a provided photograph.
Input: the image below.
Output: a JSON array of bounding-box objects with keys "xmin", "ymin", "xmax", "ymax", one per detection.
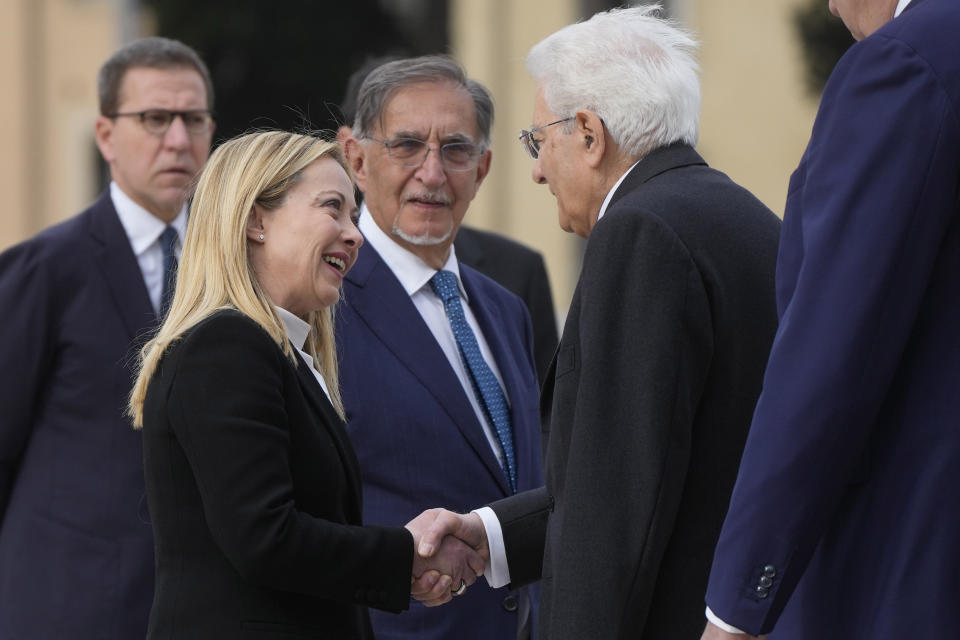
[
  {"xmin": 118, "ymin": 66, "xmax": 208, "ymax": 107},
  {"xmin": 378, "ymin": 81, "xmax": 478, "ymax": 138}
]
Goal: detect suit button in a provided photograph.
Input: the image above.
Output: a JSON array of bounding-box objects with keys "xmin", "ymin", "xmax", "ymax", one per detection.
[
  {"xmin": 759, "ymin": 576, "xmax": 773, "ymax": 588},
  {"xmin": 763, "ymin": 565, "xmax": 776, "ymax": 578},
  {"xmin": 755, "ymin": 586, "xmax": 769, "ymax": 599},
  {"xmin": 502, "ymin": 595, "xmax": 518, "ymax": 612}
]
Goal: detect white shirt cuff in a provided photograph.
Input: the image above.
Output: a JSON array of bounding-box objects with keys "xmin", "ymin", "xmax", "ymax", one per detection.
[
  {"xmin": 705, "ymin": 606, "xmax": 747, "ymax": 634},
  {"xmin": 472, "ymin": 507, "xmax": 511, "ymax": 588}
]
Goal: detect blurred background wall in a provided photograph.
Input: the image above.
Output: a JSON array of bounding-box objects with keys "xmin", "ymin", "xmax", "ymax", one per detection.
[{"xmin": 0, "ymin": 0, "xmax": 851, "ymax": 323}]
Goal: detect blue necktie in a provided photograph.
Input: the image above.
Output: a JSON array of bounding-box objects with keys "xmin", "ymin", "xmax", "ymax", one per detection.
[
  {"xmin": 159, "ymin": 226, "xmax": 178, "ymax": 317},
  {"xmin": 430, "ymin": 270, "xmax": 517, "ymax": 493}
]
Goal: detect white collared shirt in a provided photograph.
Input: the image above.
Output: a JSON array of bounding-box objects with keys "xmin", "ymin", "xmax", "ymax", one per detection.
[
  {"xmin": 276, "ymin": 306, "xmax": 332, "ymax": 403},
  {"xmin": 895, "ymin": 0, "xmax": 912, "ymax": 17},
  {"xmin": 110, "ymin": 182, "xmax": 188, "ymax": 314},
  {"xmin": 357, "ymin": 206, "xmax": 510, "ymax": 467},
  {"xmin": 596, "ymin": 159, "xmax": 641, "ymax": 224}
]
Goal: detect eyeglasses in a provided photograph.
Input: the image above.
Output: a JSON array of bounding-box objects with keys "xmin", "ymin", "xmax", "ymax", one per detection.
[
  {"xmin": 108, "ymin": 109, "xmax": 214, "ymax": 136},
  {"xmin": 363, "ymin": 136, "xmax": 483, "ymax": 172},
  {"xmin": 518, "ymin": 117, "xmax": 573, "ymax": 159}
]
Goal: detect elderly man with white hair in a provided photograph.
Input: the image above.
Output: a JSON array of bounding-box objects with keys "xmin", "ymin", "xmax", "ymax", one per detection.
[{"xmin": 416, "ymin": 6, "xmax": 781, "ymax": 639}]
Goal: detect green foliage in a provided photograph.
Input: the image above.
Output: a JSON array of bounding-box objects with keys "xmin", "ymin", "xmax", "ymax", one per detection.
[
  {"xmin": 793, "ymin": 0, "xmax": 855, "ymax": 94},
  {"xmin": 143, "ymin": 0, "xmax": 446, "ymax": 144}
]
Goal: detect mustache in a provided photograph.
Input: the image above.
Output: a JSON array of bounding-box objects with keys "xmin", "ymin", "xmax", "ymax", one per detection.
[{"xmin": 405, "ymin": 191, "xmax": 452, "ymax": 206}]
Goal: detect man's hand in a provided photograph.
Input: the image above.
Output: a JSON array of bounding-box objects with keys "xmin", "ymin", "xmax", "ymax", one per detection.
[
  {"xmin": 415, "ymin": 508, "xmax": 487, "ymax": 558},
  {"xmin": 701, "ymin": 621, "xmax": 766, "ymax": 640},
  {"xmin": 405, "ymin": 509, "xmax": 488, "ymax": 606}
]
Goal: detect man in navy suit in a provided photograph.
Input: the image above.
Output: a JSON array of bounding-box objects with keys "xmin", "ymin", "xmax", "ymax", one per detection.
[
  {"xmin": 0, "ymin": 38, "xmax": 214, "ymax": 638},
  {"xmin": 339, "ymin": 55, "xmax": 543, "ymax": 640},
  {"xmin": 702, "ymin": 0, "xmax": 960, "ymax": 637}
]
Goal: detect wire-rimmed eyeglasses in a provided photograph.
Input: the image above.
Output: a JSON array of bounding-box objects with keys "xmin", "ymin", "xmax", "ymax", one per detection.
[
  {"xmin": 107, "ymin": 109, "xmax": 214, "ymax": 136},
  {"xmin": 363, "ymin": 136, "xmax": 483, "ymax": 172},
  {"xmin": 518, "ymin": 117, "xmax": 573, "ymax": 159}
]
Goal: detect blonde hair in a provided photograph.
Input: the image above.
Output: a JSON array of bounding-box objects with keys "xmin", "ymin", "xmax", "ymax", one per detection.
[{"xmin": 129, "ymin": 130, "xmax": 350, "ymax": 427}]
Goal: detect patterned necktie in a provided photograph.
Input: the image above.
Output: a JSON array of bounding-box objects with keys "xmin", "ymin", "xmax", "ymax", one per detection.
[
  {"xmin": 430, "ymin": 270, "xmax": 517, "ymax": 493},
  {"xmin": 159, "ymin": 226, "xmax": 179, "ymax": 318}
]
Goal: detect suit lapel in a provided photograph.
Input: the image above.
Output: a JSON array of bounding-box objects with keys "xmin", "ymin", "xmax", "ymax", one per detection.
[
  {"xmin": 343, "ymin": 244, "xmax": 511, "ymax": 495},
  {"xmin": 86, "ymin": 191, "xmax": 156, "ymax": 342},
  {"xmin": 293, "ymin": 357, "xmax": 364, "ymax": 520}
]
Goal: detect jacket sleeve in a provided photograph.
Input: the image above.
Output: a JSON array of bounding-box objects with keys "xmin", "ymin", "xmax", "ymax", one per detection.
[
  {"xmin": 163, "ymin": 314, "xmax": 414, "ymax": 612},
  {"xmin": 0, "ymin": 241, "xmax": 57, "ymax": 523},
  {"xmin": 705, "ymin": 33, "xmax": 960, "ymax": 635}
]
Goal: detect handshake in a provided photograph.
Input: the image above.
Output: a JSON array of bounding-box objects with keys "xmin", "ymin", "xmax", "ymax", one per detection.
[{"xmin": 404, "ymin": 508, "xmax": 489, "ymax": 606}]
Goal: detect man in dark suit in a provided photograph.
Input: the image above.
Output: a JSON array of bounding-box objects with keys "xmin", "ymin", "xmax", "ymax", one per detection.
[
  {"xmin": 0, "ymin": 38, "xmax": 214, "ymax": 638},
  {"xmin": 702, "ymin": 1, "xmax": 960, "ymax": 638},
  {"xmin": 453, "ymin": 227, "xmax": 557, "ymax": 382},
  {"xmin": 337, "ymin": 58, "xmax": 558, "ymax": 382},
  {"xmin": 338, "ymin": 55, "xmax": 543, "ymax": 640},
  {"xmin": 417, "ymin": 8, "xmax": 780, "ymax": 639}
]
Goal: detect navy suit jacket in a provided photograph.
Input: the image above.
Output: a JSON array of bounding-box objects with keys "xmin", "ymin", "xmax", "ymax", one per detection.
[
  {"xmin": 0, "ymin": 191, "xmax": 156, "ymax": 638},
  {"xmin": 335, "ymin": 241, "xmax": 543, "ymax": 640},
  {"xmin": 706, "ymin": 0, "xmax": 960, "ymax": 636}
]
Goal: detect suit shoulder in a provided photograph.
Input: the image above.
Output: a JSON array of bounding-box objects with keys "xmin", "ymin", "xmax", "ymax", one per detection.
[
  {"xmin": 1, "ymin": 207, "xmax": 94, "ymax": 261},
  {"xmin": 180, "ymin": 309, "xmax": 276, "ymax": 346},
  {"xmin": 608, "ymin": 167, "xmax": 779, "ymax": 235},
  {"xmin": 0, "ymin": 206, "xmax": 101, "ymax": 287},
  {"xmin": 461, "ymin": 263, "xmax": 528, "ymax": 311}
]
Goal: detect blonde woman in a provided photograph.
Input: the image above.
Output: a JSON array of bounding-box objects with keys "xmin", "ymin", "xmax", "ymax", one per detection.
[{"xmin": 129, "ymin": 131, "xmax": 481, "ymax": 639}]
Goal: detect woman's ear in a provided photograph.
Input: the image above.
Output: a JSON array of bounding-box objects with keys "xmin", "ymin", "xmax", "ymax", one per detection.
[{"xmin": 246, "ymin": 205, "xmax": 266, "ymax": 243}]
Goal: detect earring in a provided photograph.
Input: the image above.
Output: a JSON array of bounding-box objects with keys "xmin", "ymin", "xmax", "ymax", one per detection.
[{"xmin": 259, "ymin": 233, "xmax": 265, "ymax": 241}]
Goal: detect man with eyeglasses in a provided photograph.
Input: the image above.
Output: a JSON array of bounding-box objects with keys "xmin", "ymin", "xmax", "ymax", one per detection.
[
  {"xmin": 0, "ymin": 37, "xmax": 213, "ymax": 638},
  {"xmin": 338, "ymin": 55, "xmax": 543, "ymax": 640},
  {"xmin": 336, "ymin": 56, "xmax": 558, "ymax": 385},
  {"xmin": 415, "ymin": 8, "xmax": 780, "ymax": 640}
]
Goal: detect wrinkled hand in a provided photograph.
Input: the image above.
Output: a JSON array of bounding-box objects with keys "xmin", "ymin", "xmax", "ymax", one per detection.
[
  {"xmin": 700, "ymin": 621, "xmax": 766, "ymax": 640},
  {"xmin": 405, "ymin": 509, "xmax": 487, "ymax": 606}
]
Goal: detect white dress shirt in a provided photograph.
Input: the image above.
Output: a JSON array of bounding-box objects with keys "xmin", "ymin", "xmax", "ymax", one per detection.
[
  {"xmin": 596, "ymin": 159, "xmax": 641, "ymax": 223},
  {"xmin": 357, "ymin": 207, "xmax": 511, "ymax": 468},
  {"xmin": 111, "ymin": 182, "xmax": 188, "ymax": 314},
  {"xmin": 276, "ymin": 306, "xmax": 332, "ymax": 403}
]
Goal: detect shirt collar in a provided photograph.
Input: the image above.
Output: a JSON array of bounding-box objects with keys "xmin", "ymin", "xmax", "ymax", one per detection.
[
  {"xmin": 275, "ymin": 306, "xmax": 311, "ymax": 351},
  {"xmin": 596, "ymin": 159, "xmax": 642, "ymax": 223},
  {"xmin": 110, "ymin": 181, "xmax": 188, "ymax": 257},
  {"xmin": 358, "ymin": 203, "xmax": 467, "ymax": 301},
  {"xmin": 895, "ymin": 0, "xmax": 912, "ymax": 17}
]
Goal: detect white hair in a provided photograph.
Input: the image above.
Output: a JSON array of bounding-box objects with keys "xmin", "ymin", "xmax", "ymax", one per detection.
[{"xmin": 526, "ymin": 4, "xmax": 700, "ymax": 159}]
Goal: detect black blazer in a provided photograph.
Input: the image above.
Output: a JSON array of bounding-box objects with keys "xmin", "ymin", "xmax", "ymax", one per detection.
[
  {"xmin": 492, "ymin": 145, "xmax": 781, "ymax": 640},
  {"xmin": 455, "ymin": 226, "xmax": 558, "ymax": 383},
  {"xmin": 141, "ymin": 310, "xmax": 413, "ymax": 639}
]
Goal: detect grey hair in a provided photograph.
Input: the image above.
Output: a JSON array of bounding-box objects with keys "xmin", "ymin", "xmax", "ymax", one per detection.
[
  {"xmin": 98, "ymin": 37, "xmax": 214, "ymax": 115},
  {"xmin": 352, "ymin": 54, "xmax": 495, "ymax": 149},
  {"xmin": 526, "ymin": 4, "xmax": 699, "ymax": 159}
]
